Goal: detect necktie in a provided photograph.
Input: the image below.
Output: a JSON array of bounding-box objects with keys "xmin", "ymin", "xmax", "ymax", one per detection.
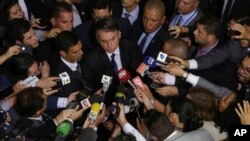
[
  {"xmin": 111, "ymin": 54, "xmax": 118, "ymax": 72},
  {"xmin": 76, "ymin": 63, "xmax": 81, "ymax": 74},
  {"xmin": 175, "ymin": 15, "xmax": 182, "ymax": 26},
  {"xmin": 139, "ymin": 33, "xmax": 149, "ymax": 54},
  {"xmin": 222, "ymin": 0, "xmax": 233, "ymax": 23},
  {"xmin": 125, "ymin": 13, "xmax": 130, "ymax": 19}
]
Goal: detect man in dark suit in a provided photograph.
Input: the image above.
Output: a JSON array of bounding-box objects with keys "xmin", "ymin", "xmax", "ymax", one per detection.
[
  {"xmin": 132, "ymin": 0, "xmax": 168, "ymax": 58},
  {"xmin": 168, "ymin": 0, "xmax": 203, "ymax": 38},
  {"xmin": 80, "ymin": 0, "xmax": 132, "ymax": 52},
  {"xmin": 82, "ymin": 17, "xmax": 142, "ymax": 105}
]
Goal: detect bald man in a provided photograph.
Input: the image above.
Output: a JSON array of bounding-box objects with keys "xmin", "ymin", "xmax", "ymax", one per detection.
[
  {"xmin": 132, "ymin": 0, "xmax": 169, "ymax": 58},
  {"xmin": 162, "ymin": 38, "xmax": 188, "ymax": 59}
]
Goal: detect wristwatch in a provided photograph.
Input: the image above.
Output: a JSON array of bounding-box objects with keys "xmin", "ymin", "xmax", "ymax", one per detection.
[
  {"xmin": 182, "ymin": 72, "xmax": 189, "ymax": 80},
  {"xmin": 150, "ymin": 98, "xmax": 155, "ymax": 105}
]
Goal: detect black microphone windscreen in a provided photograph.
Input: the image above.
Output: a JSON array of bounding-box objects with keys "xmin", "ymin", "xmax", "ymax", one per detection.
[{"xmin": 89, "ymin": 94, "xmax": 102, "ymax": 104}]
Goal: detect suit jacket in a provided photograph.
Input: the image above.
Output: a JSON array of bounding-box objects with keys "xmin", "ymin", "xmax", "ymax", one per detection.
[
  {"xmin": 82, "ymin": 39, "xmax": 142, "ymax": 104},
  {"xmin": 132, "ymin": 21, "xmax": 169, "ymax": 58},
  {"xmin": 78, "ymin": 18, "xmax": 132, "ymax": 53},
  {"xmin": 164, "ymin": 129, "xmax": 213, "ymax": 141},
  {"xmin": 169, "ymin": 8, "xmax": 203, "ymax": 35},
  {"xmin": 49, "ymin": 55, "xmax": 84, "ymax": 98},
  {"xmin": 196, "ymin": 40, "xmax": 248, "ymax": 70}
]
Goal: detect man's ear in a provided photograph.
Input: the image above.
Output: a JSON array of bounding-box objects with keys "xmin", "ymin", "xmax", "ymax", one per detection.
[
  {"xmin": 15, "ymin": 40, "xmax": 22, "ymax": 45},
  {"xmin": 50, "ymin": 18, "xmax": 55, "ymax": 26},
  {"xmin": 60, "ymin": 50, "xmax": 66, "ymax": 58},
  {"xmin": 119, "ymin": 31, "xmax": 121, "ymax": 39}
]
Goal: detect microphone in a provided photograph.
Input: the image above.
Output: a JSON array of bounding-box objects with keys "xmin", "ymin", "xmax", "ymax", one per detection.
[
  {"xmin": 56, "ymin": 102, "xmax": 76, "ymax": 137},
  {"xmin": 79, "ymin": 94, "xmax": 102, "ymax": 110},
  {"xmin": 100, "ymin": 75, "xmax": 112, "ymax": 109},
  {"xmin": 156, "ymin": 52, "xmax": 180, "ymax": 65},
  {"xmin": 132, "ymin": 76, "xmax": 145, "ymax": 89},
  {"xmin": 129, "ymin": 98, "xmax": 141, "ymax": 119},
  {"xmin": 136, "ymin": 62, "xmax": 150, "ymax": 77},
  {"xmin": 116, "ymin": 68, "xmax": 136, "ymax": 89},
  {"xmin": 144, "ymin": 56, "xmax": 166, "ymax": 68},
  {"xmin": 88, "ymin": 103, "xmax": 101, "ymax": 124}
]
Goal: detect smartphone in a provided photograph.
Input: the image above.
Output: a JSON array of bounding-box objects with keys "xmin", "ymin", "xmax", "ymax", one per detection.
[
  {"xmin": 227, "ymin": 30, "xmax": 241, "ymax": 36},
  {"xmin": 150, "ymin": 82, "xmax": 163, "ymax": 89},
  {"xmin": 20, "ymin": 74, "xmax": 39, "ymax": 87},
  {"xmin": 18, "ymin": 44, "xmax": 33, "ymax": 54}
]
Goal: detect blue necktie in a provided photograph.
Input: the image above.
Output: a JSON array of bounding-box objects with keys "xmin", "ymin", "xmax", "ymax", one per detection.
[
  {"xmin": 111, "ymin": 54, "xmax": 118, "ymax": 72},
  {"xmin": 125, "ymin": 13, "xmax": 130, "ymax": 19},
  {"xmin": 139, "ymin": 33, "xmax": 149, "ymax": 54}
]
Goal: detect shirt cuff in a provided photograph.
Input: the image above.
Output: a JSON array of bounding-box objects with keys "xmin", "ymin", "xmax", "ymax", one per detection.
[
  {"xmin": 35, "ymin": 30, "xmax": 45, "ymax": 41},
  {"xmin": 122, "ymin": 123, "xmax": 133, "ymax": 134},
  {"xmin": 164, "ymin": 73, "xmax": 176, "ymax": 85},
  {"xmin": 186, "ymin": 73, "xmax": 199, "ymax": 87},
  {"xmin": 0, "ymin": 100, "xmax": 10, "ymax": 111},
  {"xmin": 57, "ymin": 97, "xmax": 68, "ymax": 108},
  {"xmin": 188, "ymin": 59, "xmax": 198, "ymax": 69}
]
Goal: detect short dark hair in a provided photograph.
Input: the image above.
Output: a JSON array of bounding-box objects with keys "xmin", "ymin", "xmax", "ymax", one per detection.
[
  {"xmin": 198, "ymin": 15, "xmax": 220, "ymax": 38},
  {"xmin": 95, "ymin": 17, "xmax": 119, "ymax": 32},
  {"xmin": 6, "ymin": 19, "xmax": 31, "ymax": 42},
  {"xmin": 55, "ymin": 31, "xmax": 80, "ymax": 53},
  {"xmin": 7, "ymin": 53, "xmax": 36, "ymax": 79},
  {"xmin": 51, "ymin": 1, "xmax": 72, "ymax": 18},
  {"xmin": 91, "ymin": 0, "xmax": 111, "ymax": 13},
  {"xmin": 0, "ymin": 0, "xmax": 19, "ymax": 20},
  {"xmin": 15, "ymin": 87, "xmax": 45, "ymax": 117},
  {"xmin": 143, "ymin": 110, "xmax": 174, "ymax": 141},
  {"xmin": 167, "ymin": 96, "xmax": 203, "ymax": 132},
  {"xmin": 113, "ymin": 134, "xmax": 136, "ymax": 141},
  {"xmin": 144, "ymin": 0, "xmax": 166, "ymax": 17}
]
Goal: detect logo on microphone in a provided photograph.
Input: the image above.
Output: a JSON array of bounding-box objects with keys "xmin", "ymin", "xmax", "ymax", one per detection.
[
  {"xmin": 118, "ymin": 70, "xmax": 126, "ymax": 79},
  {"xmin": 157, "ymin": 52, "xmax": 168, "ymax": 63}
]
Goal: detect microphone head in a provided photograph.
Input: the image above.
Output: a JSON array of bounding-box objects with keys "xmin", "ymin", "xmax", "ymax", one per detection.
[
  {"xmin": 90, "ymin": 103, "xmax": 101, "ymax": 112},
  {"xmin": 89, "ymin": 94, "xmax": 102, "ymax": 104},
  {"xmin": 116, "ymin": 68, "xmax": 131, "ymax": 83},
  {"xmin": 144, "ymin": 56, "xmax": 157, "ymax": 68},
  {"xmin": 115, "ymin": 92, "xmax": 125, "ymax": 104},
  {"xmin": 129, "ymin": 98, "xmax": 139, "ymax": 107}
]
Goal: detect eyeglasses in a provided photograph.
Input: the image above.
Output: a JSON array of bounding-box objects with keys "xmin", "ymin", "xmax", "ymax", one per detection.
[{"xmin": 238, "ymin": 63, "xmax": 250, "ymax": 73}]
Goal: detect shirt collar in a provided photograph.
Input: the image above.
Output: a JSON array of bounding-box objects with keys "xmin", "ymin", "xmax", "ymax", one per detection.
[
  {"xmin": 122, "ymin": 4, "xmax": 139, "ymax": 19},
  {"xmin": 106, "ymin": 47, "xmax": 120, "ymax": 60},
  {"xmin": 28, "ymin": 115, "xmax": 43, "ymax": 122},
  {"xmin": 61, "ymin": 57, "xmax": 78, "ymax": 71},
  {"xmin": 201, "ymin": 40, "xmax": 219, "ymax": 52},
  {"xmin": 179, "ymin": 9, "xmax": 197, "ymax": 21},
  {"xmin": 165, "ymin": 130, "xmax": 179, "ymax": 140},
  {"xmin": 147, "ymin": 25, "xmax": 163, "ymax": 38}
]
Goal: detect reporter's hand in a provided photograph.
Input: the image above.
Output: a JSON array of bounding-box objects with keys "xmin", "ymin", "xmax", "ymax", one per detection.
[
  {"xmin": 44, "ymin": 28, "xmax": 61, "ymax": 38},
  {"xmin": 36, "ymin": 77, "xmax": 60, "ymax": 88},
  {"xmin": 134, "ymin": 88, "xmax": 154, "ymax": 110},
  {"xmin": 94, "ymin": 105, "xmax": 107, "ymax": 127},
  {"xmin": 116, "ymin": 104, "xmax": 127, "ymax": 127},
  {"xmin": 231, "ymin": 23, "xmax": 250, "ymax": 40},
  {"xmin": 235, "ymin": 100, "xmax": 250, "ymax": 125},
  {"xmin": 6, "ymin": 45, "xmax": 20, "ymax": 58},
  {"xmin": 71, "ymin": 105, "xmax": 85, "ymax": 121},
  {"xmin": 163, "ymin": 64, "xmax": 186, "ymax": 77},
  {"xmin": 169, "ymin": 26, "xmax": 182, "ymax": 38},
  {"xmin": 155, "ymin": 86, "xmax": 178, "ymax": 97},
  {"xmin": 67, "ymin": 91, "xmax": 79, "ymax": 104},
  {"xmin": 43, "ymin": 88, "xmax": 58, "ymax": 96},
  {"xmin": 56, "ymin": 109, "xmax": 74, "ymax": 123},
  {"xmin": 39, "ymin": 61, "xmax": 50, "ymax": 78}
]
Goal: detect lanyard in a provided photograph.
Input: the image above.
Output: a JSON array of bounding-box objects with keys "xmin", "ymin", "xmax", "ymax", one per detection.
[{"xmin": 174, "ymin": 10, "xmax": 198, "ymax": 26}]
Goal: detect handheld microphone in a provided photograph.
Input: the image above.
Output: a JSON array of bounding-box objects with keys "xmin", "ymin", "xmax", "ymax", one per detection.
[
  {"xmin": 56, "ymin": 102, "xmax": 76, "ymax": 137},
  {"xmin": 136, "ymin": 62, "xmax": 150, "ymax": 77},
  {"xmin": 116, "ymin": 68, "xmax": 136, "ymax": 89},
  {"xmin": 132, "ymin": 76, "xmax": 145, "ymax": 89},
  {"xmin": 100, "ymin": 75, "xmax": 112, "ymax": 109},
  {"xmin": 144, "ymin": 56, "xmax": 166, "ymax": 68},
  {"xmin": 129, "ymin": 98, "xmax": 141, "ymax": 119},
  {"xmin": 88, "ymin": 103, "xmax": 101, "ymax": 124},
  {"xmin": 157, "ymin": 52, "xmax": 180, "ymax": 65},
  {"xmin": 79, "ymin": 94, "xmax": 102, "ymax": 110}
]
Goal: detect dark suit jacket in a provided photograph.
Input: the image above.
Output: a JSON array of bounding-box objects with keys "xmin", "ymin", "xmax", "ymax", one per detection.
[
  {"xmin": 196, "ymin": 40, "xmax": 248, "ymax": 70},
  {"xmin": 132, "ymin": 20, "xmax": 169, "ymax": 58},
  {"xmin": 82, "ymin": 39, "xmax": 142, "ymax": 105},
  {"xmin": 169, "ymin": 8, "xmax": 203, "ymax": 35},
  {"xmin": 49, "ymin": 55, "xmax": 84, "ymax": 98}
]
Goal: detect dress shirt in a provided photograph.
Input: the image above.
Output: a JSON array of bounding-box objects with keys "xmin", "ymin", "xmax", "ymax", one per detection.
[
  {"xmin": 123, "ymin": 123, "xmax": 146, "ymax": 141},
  {"xmin": 122, "ymin": 5, "xmax": 139, "ymax": 25},
  {"xmin": 138, "ymin": 26, "xmax": 162, "ymax": 54},
  {"xmin": 195, "ymin": 40, "xmax": 219, "ymax": 57},
  {"xmin": 106, "ymin": 48, "xmax": 122, "ymax": 71},
  {"xmin": 28, "ymin": 115, "xmax": 44, "ymax": 124},
  {"xmin": 170, "ymin": 10, "xmax": 198, "ymax": 26},
  {"xmin": 72, "ymin": 5, "xmax": 82, "ymax": 28},
  {"xmin": 61, "ymin": 57, "xmax": 78, "ymax": 71}
]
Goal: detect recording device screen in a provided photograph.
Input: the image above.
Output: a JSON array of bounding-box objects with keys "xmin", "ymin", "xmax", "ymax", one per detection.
[
  {"xmin": 0, "ymin": 75, "xmax": 14, "ymax": 100},
  {"xmin": 18, "ymin": 44, "xmax": 33, "ymax": 54}
]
